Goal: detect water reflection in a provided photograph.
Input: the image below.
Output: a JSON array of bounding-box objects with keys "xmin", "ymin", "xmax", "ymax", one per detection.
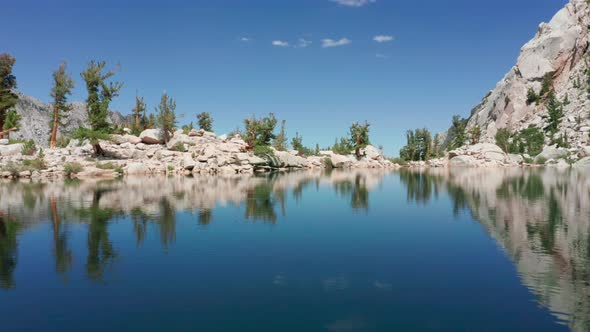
[
  {"xmin": 0, "ymin": 170, "xmax": 382, "ymax": 287},
  {"xmin": 1, "ymin": 168, "xmax": 589, "ymax": 330},
  {"xmin": 400, "ymin": 167, "xmax": 590, "ymax": 331}
]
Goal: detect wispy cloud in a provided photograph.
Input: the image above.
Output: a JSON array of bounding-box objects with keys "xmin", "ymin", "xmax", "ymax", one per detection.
[
  {"xmin": 240, "ymin": 37, "xmax": 252, "ymax": 42},
  {"xmin": 296, "ymin": 38, "xmax": 312, "ymax": 48},
  {"xmin": 373, "ymin": 35, "xmax": 394, "ymax": 43},
  {"xmin": 321, "ymin": 38, "xmax": 352, "ymax": 48},
  {"xmin": 272, "ymin": 40, "xmax": 290, "ymax": 47},
  {"xmin": 330, "ymin": 0, "xmax": 375, "ymax": 7},
  {"xmin": 375, "ymin": 53, "xmax": 389, "ymax": 59}
]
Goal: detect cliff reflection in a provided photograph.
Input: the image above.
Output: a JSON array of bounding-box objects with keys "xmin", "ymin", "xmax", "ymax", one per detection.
[{"xmin": 399, "ymin": 168, "xmax": 590, "ymax": 331}]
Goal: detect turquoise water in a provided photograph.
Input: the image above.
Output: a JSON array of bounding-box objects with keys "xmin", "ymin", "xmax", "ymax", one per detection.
[{"xmin": 0, "ymin": 169, "xmax": 587, "ymax": 331}]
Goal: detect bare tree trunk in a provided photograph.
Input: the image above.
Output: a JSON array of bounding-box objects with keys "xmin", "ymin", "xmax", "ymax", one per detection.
[
  {"xmin": 0, "ymin": 128, "xmax": 17, "ymax": 138},
  {"xmin": 93, "ymin": 143, "xmax": 104, "ymax": 156},
  {"xmin": 50, "ymin": 104, "xmax": 59, "ymax": 148}
]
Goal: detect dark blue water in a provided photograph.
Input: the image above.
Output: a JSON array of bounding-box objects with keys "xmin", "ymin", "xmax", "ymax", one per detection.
[{"xmin": 0, "ymin": 169, "xmax": 586, "ymax": 331}]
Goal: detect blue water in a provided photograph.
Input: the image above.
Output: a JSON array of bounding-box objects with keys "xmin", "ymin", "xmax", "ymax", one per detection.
[{"xmin": 0, "ymin": 169, "xmax": 584, "ymax": 331}]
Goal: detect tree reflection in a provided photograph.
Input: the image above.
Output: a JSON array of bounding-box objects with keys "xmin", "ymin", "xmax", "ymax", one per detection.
[
  {"xmin": 157, "ymin": 198, "xmax": 176, "ymax": 249},
  {"xmin": 198, "ymin": 209, "xmax": 212, "ymax": 226},
  {"xmin": 333, "ymin": 174, "xmax": 369, "ymax": 211},
  {"xmin": 50, "ymin": 195, "xmax": 72, "ymax": 276},
  {"xmin": 399, "ymin": 170, "xmax": 442, "ymax": 204},
  {"xmin": 79, "ymin": 188, "xmax": 118, "ymax": 282},
  {"xmin": 245, "ymin": 183, "xmax": 278, "ymax": 223},
  {"xmin": 0, "ymin": 213, "xmax": 19, "ymax": 289}
]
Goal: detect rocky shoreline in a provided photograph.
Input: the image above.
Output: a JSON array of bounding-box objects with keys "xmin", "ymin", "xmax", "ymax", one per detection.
[
  {"xmin": 3, "ymin": 129, "xmax": 590, "ymax": 180},
  {"xmin": 0, "ymin": 128, "xmax": 398, "ymax": 179}
]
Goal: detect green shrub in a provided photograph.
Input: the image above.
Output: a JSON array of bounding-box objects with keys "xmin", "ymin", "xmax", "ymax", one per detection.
[
  {"xmin": 21, "ymin": 140, "xmax": 37, "ymax": 156},
  {"xmin": 253, "ymin": 145, "xmax": 274, "ymax": 157},
  {"xmin": 167, "ymin": 165, "xmax": 175, "ymax": 172},
  {"xmin": 56, "ymin": 136, "xmax": 70, "ymax": 148},
  {"xmin": 535, "ymin": 157, "xmax": 547, "ymax": 165},
  {"xmin": 96, "ymin": 162, "xmax": 117, "ymax": 169},
  {"xmin": 1, "ymin": 162, "xmax": 21, "ymax": 177},
  {"xmin": 171, "ymin": 143, "xmax": 187, "ymax": 152},
  {"xmin": 22, "ymin": 151, "xmax": 47, "ymax": 170},
  {"xmin": 63, "ymin": 162, "xmax": 84, "ymax": 176}
]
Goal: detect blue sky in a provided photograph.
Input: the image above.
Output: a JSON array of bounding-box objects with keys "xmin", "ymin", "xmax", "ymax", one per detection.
[{"xmin": 3, "ymin": 0, "xmax": 566, "ymax": 155}]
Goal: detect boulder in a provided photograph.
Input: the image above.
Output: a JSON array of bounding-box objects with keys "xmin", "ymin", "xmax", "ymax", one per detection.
[
  {"xmin": 505, "ymin": 154, "xmax": 524, "ymax": 165},
  {"xmin": 0, "ymin": 143, "xmax": 24, "ymax": 156},
  {"xmin": 331, "ymin": 154, "xmax": 352, "ymax": 168},
  {"xmin": 361, "ymin": 145, "xmax": 381, "ymax": 160},
  {"xmin": 534, "ymin": 145, "xmax": 569, "ymax": 164},
  {"xmin": 166, "ymin": 133, "xmax": 191, "ymax": 149},
  {"xmin": 580, "ymin": 146, "xmax": 590, "ymax": 158},
  {"xmin": 573, "ymin": 156, "xmax": 590, "ymax": 169},
  {"xmin": 274, "ymin": 150, "xmax": 308, "ymax": 168},
  {"xmin": 139, "ymin": 129, "xmax": 164, "ymax": 144},
  {"xmin": 182, "ymin": 153, "xmax": 196, "ymax": 170},
  {"xmin": 126, "ymin": 162, "xmax": 150, "ymax": 175},
  {"xmin": 449, "ymin": 155, "xmax": 478, "ymax": 167},
  {"xmin": 0, "ymin": 139, "xmax": 8, "ymax": 145}
]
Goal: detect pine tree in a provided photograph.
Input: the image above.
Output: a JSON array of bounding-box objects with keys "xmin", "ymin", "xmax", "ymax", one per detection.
[
  {"xmin": 468, "ymin": 125, "xmax": 481, "ymax": 145},
  {"xmin": 546, "ymin": 91, "xmax": 563, "ymax": 133},
  {"xmin": 196, "ymin": 112, "xmax": 213, "ymax": 132},
  {"xmin": 156, "ymin": 92, "xmax": 177, "ymax": 144},
  {"xmin": 349, "ymin": 121, "xmax": 370, "ymax": 158},
  {"xmin": 0, "ymin": 54, "xmax": 18, "ymax": 139},
  {"xmin": 49, "ymin": 62, "xmax": 75, "ymax": 148},
  {"xmin": 2, "ymin": 109, "xmax": 20, "ymax": 139},
  {"xmin": 132, "ymin": 95, "xmax": 146, "ymax": 130},
  {"xmin": 273, "ymin": 120, "xmax": 288, "ymax": 151},
  {"xmin": 450, "ymin": 115, "xmax": 467, "ymax": 149},
  {"xmin": 495, "ymin": 128, "xmax": 512, "ymax": 153},
  {"xmin": 78, "ymin": 61, "xmax": 123, "ymax": 155}
]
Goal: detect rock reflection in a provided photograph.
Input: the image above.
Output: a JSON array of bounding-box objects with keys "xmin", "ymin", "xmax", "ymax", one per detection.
[
  {"xmin": 399, "ymin": 167, "xmax": 590, "ymax": 331},
  {"xmin": 0, "ymin": 170, "xmax": 386, "ymax": 285}
]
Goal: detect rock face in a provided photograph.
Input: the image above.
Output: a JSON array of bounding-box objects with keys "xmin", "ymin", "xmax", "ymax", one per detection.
[
  {"xmin": 9, "ymin": 90, "xmax": 130, "ymax": 147},
  {"xmin": 454, "ymin": 0, "xmax": 590, "ymax": 148}
]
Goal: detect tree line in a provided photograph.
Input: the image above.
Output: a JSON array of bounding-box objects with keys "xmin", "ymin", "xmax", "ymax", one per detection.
[{"xmin": 0, "ymin": 53, "xmax": 375, "ymax": 158}]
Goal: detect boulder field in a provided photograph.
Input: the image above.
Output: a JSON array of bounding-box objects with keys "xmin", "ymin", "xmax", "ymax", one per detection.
[{"xmin": 0, "ymin": 129, "xmax": 398, "ymax": 179}]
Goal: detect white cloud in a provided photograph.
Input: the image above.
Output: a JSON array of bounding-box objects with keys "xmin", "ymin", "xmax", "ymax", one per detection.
[
  {"xmin": 296, "ymin": 38, "xmax": 312, "ymax": 48},
  {"xmin": 272, "ymin": 40, "xmax": 290, "ymax": 47},
  {"xmin": 373, "ymin": 35, "xmax": 394, "ymax": 43},
  {"xmin": 321, "ymin": 38, "xmax": 351, "ymax": 48},
  {"xmin": 240, "ymin": 37, "xmax": 252, "ymax": 42},
  {"xmin": 375, "ymin": 53, "xmax": 389, "ymax": 59},
  {"xmin": 330, "ymin": 0, "xmax": 375, "ymax": 7}
]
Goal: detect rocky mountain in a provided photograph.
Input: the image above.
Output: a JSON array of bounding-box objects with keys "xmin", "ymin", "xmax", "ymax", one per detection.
[
  {"xmin": 9, "ymin": 90, "xmax": 132, "ymax": 147},
  {"xmin": 464, "ymin": 0, "xmax": 590, "ymax": 146}
]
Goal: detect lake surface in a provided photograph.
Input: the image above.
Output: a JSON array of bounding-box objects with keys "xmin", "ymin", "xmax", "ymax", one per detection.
[{"xmin": 0, "ymin": 169, "xmax": 588, "ymax": 331}]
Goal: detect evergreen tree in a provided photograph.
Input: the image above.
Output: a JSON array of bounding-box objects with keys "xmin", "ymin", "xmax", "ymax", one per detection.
[
  {"xmin": 526, "ymin": 88, "xmax": 539, "ymax": 105},
  {"xmin": 273, "ymin": 120, "xmax": 288, "ymax": 151},
  {"xmin": 49, "ymin": 62, "xmax": 75, "ymax": 148},
  {"xmin": 0, "ymin": 54, "xmax": 18, "ymax": 139},
  {"xmin": 2, "ymin": 110, "xmax": 20, "ymax": 139},
  {"xmin": 349, "ymin": 121, "xmax": 370, "ymax": 158},
  {"xmin": 244, "ymin": 113, "xmax": 278, "ymax": 150},
  {"xmin": 432, "ymin": 134, "xmax": 441, "ymax": 158},
  {"xmin": 156, "ymin": 92, "xmax": 177, "ymax": 144},
  {"xmin": 546, "ymin": 91, "xmax": 563, "ymax": 133},
  {"xmin": 132, "ymin": 95, "xmax": 146, "ymax": 131},
  {"xmin": 78, "ymin": 61, "xmax": 123, "ymax": 155},
  {"xmin": 468, "ymin": 125, "xmax": 481, "ymax": 145},
  {"xmin": 291, "ymin": 132, "xmax": 303, "ymax": 152},
  {"xmin": 449, "ymin": 115, "xmax": 467, "ymax": 149},
  {"xmin": 196, "ymin": 112, "xmax": 213, "ymax": 132},
  {"xmin": 495, "ymin": 128, "xmax": 512, "ymax": 153}
]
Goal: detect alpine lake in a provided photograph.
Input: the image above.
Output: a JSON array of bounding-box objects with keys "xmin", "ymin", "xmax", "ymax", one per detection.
[{"xmin": 1, "ymin": 168, "xmax": 589, "ymax": 331}]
